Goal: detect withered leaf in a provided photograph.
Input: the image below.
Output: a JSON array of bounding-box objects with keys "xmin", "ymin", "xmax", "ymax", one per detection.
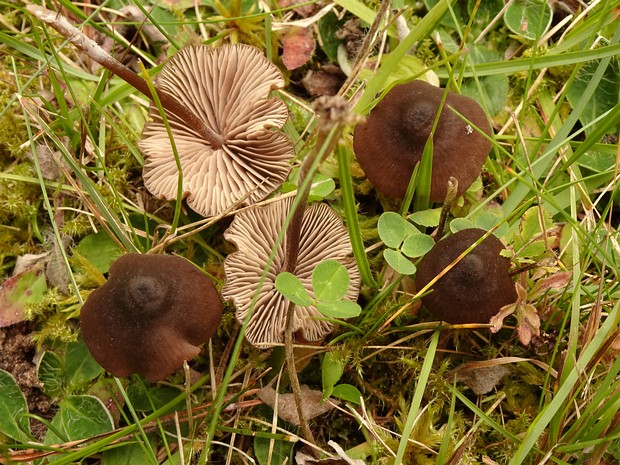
[
  {"xmin": 282, "ymin": 27, "xmax": 315, "ymax": 70},
  {"xmin": 258, "ymin": 385, "xmax": 337, "ymax": 426}
]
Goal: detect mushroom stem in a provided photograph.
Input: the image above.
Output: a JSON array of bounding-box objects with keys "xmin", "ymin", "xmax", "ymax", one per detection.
[
  {"xmin": 27, "ymin": 5, "xmax": 225, "ymax": 149},
  {"xmin": 281, "ymin": 98, "xmax": 354, "ymax": 450},
  {"xmin": 283, "ymin": 97, "xmax": 355, "ymax": 273},
  {"xmin": 284, "ymin": 301, "xmax": 316, "ymax": 447}
]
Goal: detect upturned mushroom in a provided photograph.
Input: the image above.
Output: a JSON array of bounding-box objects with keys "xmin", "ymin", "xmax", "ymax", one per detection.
[
  {"xmin": 222, "ymin": 197, "xmax": 360, "ymax": 347},
  {"xmin": 140, "ymin": 44, "xmax": 294, "ymax": 217},
  {"xmin": 80, "ymin": 254, "xmax": 222, "ymax": 381},
  {"xmin": 353, "ymin": 80, "xmax": 493, "ymax": 202},
  {"xmin": 415, "ymin": 228, "xmax": 517, "ymax": 324}
]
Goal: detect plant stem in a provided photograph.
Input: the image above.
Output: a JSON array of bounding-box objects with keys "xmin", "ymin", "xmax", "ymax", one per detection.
[
  {"xmin": 281, "ymin": 97, "xmax": 356, "ymax": 449},
  {"xmin": 27, "ymin": 5, "xmax": 225, "ymax": 149}
]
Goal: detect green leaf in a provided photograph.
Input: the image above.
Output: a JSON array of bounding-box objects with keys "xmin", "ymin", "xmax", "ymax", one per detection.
[
  {"xmin": 76, "ymin": 231, "xmax": 123, "ymax": 274},
  {"xmin": 316, "ymin": 300, "xmax": 362, "ymax": 319},
  {"xmin": 275, "ymin": 272, "xmax": 313, "ymax": 306},
  {"xmin": 401, "ymin": 234, "xmax": 435, "ymax": 258},
  {"xmin": 318, "ymin": 12, "xmax": 345, "ymax": 63},
  {"xmin": 467, "ymin": 0, "xmax": 503, "ymax": 22},
  {"xmin": 0, "ymin": 369, "xmax": 31, "ymax": 443},
  {"xmin": 64, "ymin": 339, "xmax": 103, "ymax": 391},
  {"xmin": 408, "ymin": 208, "xmax": 442, "ymax": 227},
  {"xmin": 126, "ymin": 383, "xmax": 183, "ymax": 412},
  {"xmin": 322, "ymin": 352, "xmax": 345, "ymax": 399},
  {"xmin": 503, "ymin": 0, "xmax": 552, "ymax": 41},
  {"xmin": 383, "ymin": 249, "xmax": 417, "ymax": 275},
  {"xmin": 45, "ymin": 395, "xmax": 114, "ymax": 444},
  {"xmin": 312, "ymin": 260, "xmax": 351, "ymax": 301},
  {"xmin": 381, "ymin": 55, "xmax": 438, "ymax": 90},
  {"xmin": 331, "ymin": 384, "xmax": 362, "ymax": 405},
  {"xmin": 102, "ymin": 441, "xmax": 156, "ymax": 465},
  {"xmin": 461, "ymin": 74, "xmax": 509, "ymax": 116},
  {"xmin": 37, "ymin": 351, "xmax": 64, "ymax": 398},
  {"xmin": 254, "ymin": 436, "xmax": 293, "ymax": 465},
  {"xmin": 511, "ymin": 207, "xmax": 554, "ymax": 260},
  {"xmin": 412, "ymin": 135, "xmax": 433, "ymax": 212},
  {"xmin": 308, "ymin": 174, "xmax": 336, "ymax": 202},
  {"xmin": 449, "ymin": 217, "xmax": 475, "ymax": 233},
  {"xmin": 378, "ymin": 212, "xmax": 418, "ymax": 248},
  {"xmin": 567, "ymin": 58, "xmax": 619, "ymax": 138},
  {"xmin": 472, "ymin": 210, "xmax": 503, "ymax": 234}
]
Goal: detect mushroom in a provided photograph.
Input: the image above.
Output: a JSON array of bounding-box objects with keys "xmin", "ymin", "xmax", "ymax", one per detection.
[
  {"xmin": 222, "ymin": 197, "xmax": 360, "ymax": 347},
  {"xmin": 353, "ymin": 80, "xmax": 493, "ymax": 202},
  {"xmin": 140, "ymin": 44, "xmax": 294, "ymax": 217},
  {"xmin": 415, "ymin": 228, "xmax": 517, "ymax": 324},
  {"xmin": 80, "ymin": 254, "xmax": 222, "ymax": 381}
]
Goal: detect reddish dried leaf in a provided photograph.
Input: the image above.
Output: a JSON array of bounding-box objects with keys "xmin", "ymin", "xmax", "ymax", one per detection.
[
  {"xmin": 282, "ymin": 27, "xmax": 315, "ymax": 70},
  {"xmin": 531, "ymin": 271, "xmax": 572, "ymax": 298},
  {"xmin": 0, "ymin": 264, "xmax": 47, "ymax": 327}
]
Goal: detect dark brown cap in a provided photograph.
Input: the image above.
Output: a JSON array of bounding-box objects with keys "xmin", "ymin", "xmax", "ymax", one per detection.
[
  {"xmin": 80, "ymin": 254, "xmax": 222, "ymax": 381},
  {"xmin": 415, "ymin": 228, "xmax": 517, "ymax": 324},
  {"xmin": 353, "ymin": 80, "xmax": 493, "ymax": 202}
]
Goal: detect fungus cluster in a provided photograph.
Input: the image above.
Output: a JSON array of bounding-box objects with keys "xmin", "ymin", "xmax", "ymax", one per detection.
[
  {"xmin": 222, "ymin": 197, "xmax": 361, "ymax": 347},
  {"xmin": 415, "ymin": 228, "xmax": 517, "ymax": 324},
  {"xmin": 140, "ymin": 44, "xmax": 294, "ymax": 217},
  {"xmin": 80, "ymin": 254, "xmax": 222, "ymax": 381},
  {"xmin": 353, "ymin": 80, "xmax": 493, "ymax": 202}
]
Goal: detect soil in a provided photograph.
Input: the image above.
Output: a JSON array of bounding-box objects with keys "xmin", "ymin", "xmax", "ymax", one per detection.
[{"xmin": 0, "ymin": 322, "xmax": 54, "ymax": 438}]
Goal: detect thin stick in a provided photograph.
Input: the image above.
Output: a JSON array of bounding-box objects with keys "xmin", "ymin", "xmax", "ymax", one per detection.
[
  {"xmin": 281, "ymin": 97, "xmax": 359, "ymax": 450},
  {"xmin": 27, "ymin": 5, "xmax": 225, "ymax": 149}
]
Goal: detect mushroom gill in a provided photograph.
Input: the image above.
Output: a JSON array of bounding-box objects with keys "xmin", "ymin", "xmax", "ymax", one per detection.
[
  {"xmin": 222, "ymin": 197, "xmax": 360, "ymax": 347},
  {"xmin": 140, "ymin": 44, "xmax": 294, "ymax": 217}
]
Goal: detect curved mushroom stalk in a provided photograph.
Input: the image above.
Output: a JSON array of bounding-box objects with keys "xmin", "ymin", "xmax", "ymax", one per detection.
[
  {"xmin": 353, "ymin": 80, "xmax": 493, "ymax": 203},
  {"xmin": 222, "ymin": 197, "xmax": 361, "ymax": 347},
  {"xmin": 80, "ymin": 254, "xmax": 222, "ymax": 382},
  {"xmin": 140, "ymin": 44, "xmax": 294, "ymax": 218},
  {"xmin": 415, "ymin": 228, "xmax": 518, "ymax": 324}
]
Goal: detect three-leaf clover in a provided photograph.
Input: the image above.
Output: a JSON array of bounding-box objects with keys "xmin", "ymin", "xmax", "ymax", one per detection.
[
  {"xmin": 378, "ymin": 212, "xmax": 434, "ymax": 275},
  {"xmin": 275, "ymin": 260, "xmax": 361, "ymax": 318}
]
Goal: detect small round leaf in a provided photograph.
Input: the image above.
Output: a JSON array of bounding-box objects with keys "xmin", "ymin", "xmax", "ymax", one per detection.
[
  {"xmin": 316, "ymin": 300, "xmax": 362, "ymax": 319},
  {"xmin": 331, "ymin": 384, "xmax": 362, "ymax": 404},
  {"xmin": 402, "ymin": 234, "xmax": 435, "ymax": 258},
  {"xmin": 504, "ymin": 0, "xmax": 552, "ymax": 41},
  {"xmin": 378, "ymin": 212, "xmax": 418, "ymax": 248},
  {"xmin": 275, "ymin": 272, "xmax": 313, "ymax": 306},
  {"xmin": 407, "ymin": 208, "xmax": 441, "ymax": 227},
  {"xmin": 312, "ymin": 260, "xmax": 350, "ymax": 301},
  {"xmin": 384, "ymin": 249, "xmax": 417, "ymax": 275}
]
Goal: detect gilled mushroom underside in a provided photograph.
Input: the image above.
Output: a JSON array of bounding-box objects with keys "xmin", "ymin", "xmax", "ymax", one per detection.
[
  {"xmin": 140, "ymin": 44, "xmax": 294, "ymax": 217},
  {"xmin": 222, "ymin": 197, "xmax": 361, "ymax": 347}
]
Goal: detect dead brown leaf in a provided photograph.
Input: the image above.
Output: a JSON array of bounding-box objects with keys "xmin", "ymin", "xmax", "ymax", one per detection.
[
  {"xmin": 447, "ymin": 361, "xmax": 511, "ymax": 395},
  {"xmin": 257, "ymin": 385, "xmax": 338, "ymax": 426}
]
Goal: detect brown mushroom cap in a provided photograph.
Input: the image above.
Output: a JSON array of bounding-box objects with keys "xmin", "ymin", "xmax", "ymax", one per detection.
[
  {"xmin": 353, "ymin": 80, "xmax": 493, "ymax": 202},
  {"xmin": 140, "ymin": 44, "xmax": 294, "ymax": 217},
  {"xmin": 415, "ymin": 228, "xmax": 517, "ymax": 324},
  {"xmin": 80, "ymin": 254, "xmax": 222, "ymax": 381},
  {"xmin": 222, "ymin": 197, "xmax": 360, "ymax": 347}
]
